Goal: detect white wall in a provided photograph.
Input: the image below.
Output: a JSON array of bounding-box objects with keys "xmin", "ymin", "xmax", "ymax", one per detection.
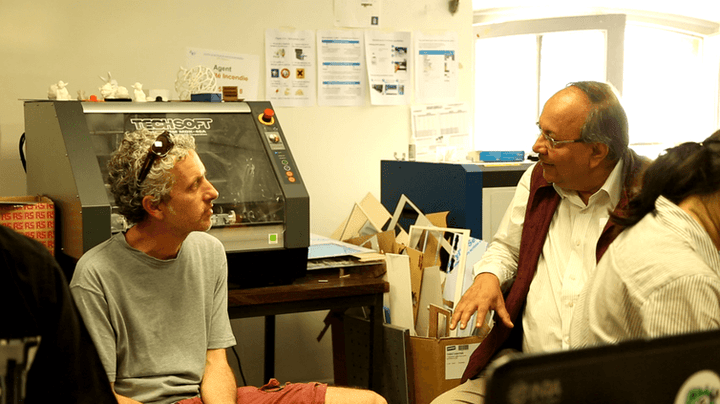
[
  {"xmin": 0, "ymin": 0, "xmax": 474, "ymax": 238},
  {"xmin": 0, "ymin": 0, "xmax": 473, "ymax": 386}
]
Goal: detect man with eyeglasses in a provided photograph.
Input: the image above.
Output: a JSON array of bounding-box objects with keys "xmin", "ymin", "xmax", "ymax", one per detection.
[
  {"xmin": 69, "ymin": 129, "xmax": 386, "ymax": 404},
  {"xmin": 431, "ymin": 81, "xmax": 650, "ymax": 404}
]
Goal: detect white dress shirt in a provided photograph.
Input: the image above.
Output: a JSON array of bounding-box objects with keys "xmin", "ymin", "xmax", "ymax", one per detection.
[
  {"xmin": 570, "ymin": 196, "xmax": 720, "ymax": 348},
  {"xmin": 473, "ymin": 160, "xmax": 623, "ymax": 353}
]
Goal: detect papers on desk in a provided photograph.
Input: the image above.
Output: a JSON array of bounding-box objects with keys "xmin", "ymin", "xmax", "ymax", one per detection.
[
  {"xmin": 308, "ymin": 233, "xmax": 385, "ymax": 271},
  {"xmin": 309, "ymin": 233, "xmax": 377, "ymax": 259}
]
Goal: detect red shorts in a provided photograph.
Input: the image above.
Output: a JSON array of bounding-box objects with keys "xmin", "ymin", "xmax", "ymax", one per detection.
[{"xmin": 177, "ymin": 379, "xmax": 327, "ymax": 404}]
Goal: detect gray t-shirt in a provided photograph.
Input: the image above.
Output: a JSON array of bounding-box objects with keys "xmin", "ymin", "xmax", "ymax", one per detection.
[{"xmin": 70, "ymin": 231, "xmax": 237, "ymax": 404}]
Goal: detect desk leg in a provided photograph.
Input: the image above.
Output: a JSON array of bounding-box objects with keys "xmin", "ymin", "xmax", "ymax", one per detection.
[
  {"xmin": 265, "ymin": 315, "xmax": 275, "ymax": 383},
  {"xmin": 369, "ymin": 295, "xmax": 384, "ymax": 392}
]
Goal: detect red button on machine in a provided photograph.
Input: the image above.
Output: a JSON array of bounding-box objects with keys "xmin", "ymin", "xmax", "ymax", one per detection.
[{"xmin": 261, "ymin": 108, "xmax": 274, "ymax": 123}]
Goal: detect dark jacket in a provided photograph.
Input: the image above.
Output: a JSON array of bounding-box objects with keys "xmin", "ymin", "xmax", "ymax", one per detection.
[{"xmin": 0, "ymin": 225, "xmax": 117, "ymax": 403}]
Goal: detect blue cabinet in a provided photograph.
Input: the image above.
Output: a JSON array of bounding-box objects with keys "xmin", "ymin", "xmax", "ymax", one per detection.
[{"xmin": 380, "ymin": 160, "xmax": 532, "ymax": 240}]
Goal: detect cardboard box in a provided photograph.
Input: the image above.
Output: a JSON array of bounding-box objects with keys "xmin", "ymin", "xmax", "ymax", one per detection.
[
  {"xmin": 409, "ymin": 335, "xmax": 484, "ymax": 404},
  {"xmin": 333, "ymin": 193, "xmax": 491, "ymax": 403},
  {"xmin": 408, "ymin": 304, "xmax": 489, "ymax": 404},
  {"xmin": 0, "ymin": 196, "xmax": 55, "ymax": 255}
]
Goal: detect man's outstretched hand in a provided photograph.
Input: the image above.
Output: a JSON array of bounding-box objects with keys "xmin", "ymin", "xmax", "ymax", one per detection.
[{"xmin": 449, "ymin": 273, "xmax": 514, "ymax": 331}]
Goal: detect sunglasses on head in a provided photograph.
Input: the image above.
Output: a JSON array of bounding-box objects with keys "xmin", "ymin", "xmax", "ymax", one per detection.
[{"xmin": 136, "ymin": 131, "xmax": 174, "ymax": 187}]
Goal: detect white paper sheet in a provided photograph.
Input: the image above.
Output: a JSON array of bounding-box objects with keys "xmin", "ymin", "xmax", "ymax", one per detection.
[
  {"xmin": 185, "ymin": 47, "xmax": 259, "ymax": 101},
  {"xmin": 334, "ymin": 0, "xmax": 382, "ymax": 28},
  {"xmin": 308, "ymin": 233, "xmax": 376, "ymax": 259},
  {"xmin": 317, "ymin": 30, "xmax": 366, "ymax": 106},
  {"xmin": 364, "ymin": 30, "xmax": 411, "ymax": 106},
  {"xmin": 414, "ymin": 31, "xmax": 459, "ymax": 104},
  {"xmin": 265, "ymin": 29, "xmax": 316, "ymax": 107},
  {"xmin": 445, "ymin": 342, "xmax": 481, "ymax": 380},
  {"xmin": 410, "ymin": 103, "xmax": 470, "ymax": 162}
]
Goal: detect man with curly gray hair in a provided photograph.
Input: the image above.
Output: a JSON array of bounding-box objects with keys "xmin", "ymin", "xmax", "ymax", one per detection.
[
  {"xmin": 107, "ymin": 128, "xmax": 200, "ymax": 227},
  {"xmin": 70, "ymin": 129, "xmax": 386, "ymax": 404}
]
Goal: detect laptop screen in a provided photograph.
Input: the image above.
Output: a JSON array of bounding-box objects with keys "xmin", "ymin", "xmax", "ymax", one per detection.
[{"xmin": 485, "ymin": 328, "xmax": 720, "ymax": 404}]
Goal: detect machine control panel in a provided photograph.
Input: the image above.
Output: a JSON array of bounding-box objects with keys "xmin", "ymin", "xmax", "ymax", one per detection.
[
  {"xmin": 259, "ymin": 108, "xmax": 275, "ymax": 125},
  {"xmin": 265, "ymin": 131, "xmax": 285, "ymax": 150},
  {"xmin": 273, "ymin": 151, "xmax": 297, "ymax": 183},
  {"xmin": 250, "ymin": 104, "xmax": 302, "ymax": 185}
]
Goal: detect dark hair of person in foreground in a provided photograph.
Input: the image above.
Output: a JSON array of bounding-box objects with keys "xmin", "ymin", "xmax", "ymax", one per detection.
[{"xmin": 612, "ymin": 129, "xmax": 720, "ymax": 228}]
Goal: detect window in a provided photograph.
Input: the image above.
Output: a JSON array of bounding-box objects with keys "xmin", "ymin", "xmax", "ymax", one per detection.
[
  {"xmin": 473, "ymin": 14, "xmax": 718, "ymax": 159},
  {"xmin": 623, "ymin": 24, "xmax": 708, "ymax": 157},
  {"xmin": 474, "ymin": 30, "xmax": 605, "ymax": 152},
  {"xmin": 474, "ymin": 35, "xmax": 538, "ymax": 152},
  {"xmin": 473, "ymin": 15, "xmax": 624, "ymax": 155},
  {"xmin": 539, "ymin": 30, "xmax": 606, "ymax": 108}
]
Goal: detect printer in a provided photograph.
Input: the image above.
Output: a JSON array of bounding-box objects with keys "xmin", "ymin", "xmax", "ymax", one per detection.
[{"xmin": 24, "ymin": 100, "xmax": 309, "ymax": 287}]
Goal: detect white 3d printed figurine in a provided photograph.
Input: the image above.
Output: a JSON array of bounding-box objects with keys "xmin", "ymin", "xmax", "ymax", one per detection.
[
  {"xmin": 175, "ymin": 66, "xmax": 218, "ymax": 100},
  {"xmin": 99, "ymin": 82, "xmax": 116, "ymax": 99},
  {"xmin": 115, "ymin": 86, "xmax": 129, "ymax": 99},
  {"xmin": 99, "ymin": 72, "xmax": 120, "ymax": 99},
  {"xmin": 132, "ymin": 82, "xmax": 147, "ymax": 102},
  {"xmin": 48, "ymin": 81, "xmax": 72, "ymax": 100}
]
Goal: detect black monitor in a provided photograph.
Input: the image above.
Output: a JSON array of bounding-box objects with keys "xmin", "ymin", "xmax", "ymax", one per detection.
[{"xmin": 485, "ymin": 328, "xmax": 720, "ymax": 404}]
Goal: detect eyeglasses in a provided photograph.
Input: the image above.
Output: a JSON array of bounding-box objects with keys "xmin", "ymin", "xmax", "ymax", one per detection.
[
  {"xmin": 136, "ymin": 131, "xmax": 174, "ymax": 187},
  {"xmin": 537, "ymin": 131, "xmax": 585, "ymax": 149}
]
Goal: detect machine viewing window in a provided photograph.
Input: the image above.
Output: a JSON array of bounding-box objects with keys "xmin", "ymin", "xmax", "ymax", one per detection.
[
  {"xmin": 86, "ymin": 112, "xmax": 285, "ymax": 233},
  {"xmin": 25, "ymin": 100, "xmax": 309, "ymax": 287}
]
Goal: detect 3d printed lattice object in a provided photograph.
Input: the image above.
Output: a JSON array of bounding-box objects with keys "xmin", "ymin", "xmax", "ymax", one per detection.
[{"xmin": 175, "ymin": 66, "xmax": 218, "ymax": 100}]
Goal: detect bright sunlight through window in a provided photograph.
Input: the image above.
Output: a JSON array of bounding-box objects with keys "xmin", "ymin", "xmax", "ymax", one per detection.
[
  {"xmin": 474, "ymin": 22, "xmax": 715, "ymax": 159},
  {"xmin": 623, "ymin": 25, "xmax": 707, "ymax": 158},
  {"xmin": 474, "ymin": 30, "xmax": 605, "ymax": 154},
  {"xmin": 475, "ymin": 35, "xmax": 538, "ymax": 152}
]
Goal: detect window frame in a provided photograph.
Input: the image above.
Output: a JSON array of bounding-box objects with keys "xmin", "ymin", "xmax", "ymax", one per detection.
[
  {"xmin": 472, "ymin": 12, "xmax": 720, "ymax": 153},
  {"xmin": 473, "ymin": 14, "xmax": 625, "ymax": 119}
]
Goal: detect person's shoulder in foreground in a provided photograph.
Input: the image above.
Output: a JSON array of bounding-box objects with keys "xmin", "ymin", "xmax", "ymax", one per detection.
[
  {"xmin": 571, "ymin": 129, "xmax": 720, "ymax": 347},
  {"xmin": 0, "ymin": 225, "xmax": 117, "ymax": 403}
]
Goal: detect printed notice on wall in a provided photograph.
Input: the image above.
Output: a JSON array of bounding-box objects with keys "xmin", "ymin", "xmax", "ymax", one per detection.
[
  {"xmin": 411, "ymin": 103, "xmax": 470, "ymax": 162},
  {"xmin": 185, "ymin": 47, "xmax": 259, "ymax": 101},
  {"xmin": 445, "ymin": 342, "xmax": 481, "ymax": 380},
  {"xmin": 414, "ymin": 32, "xmax": 458, "ymax": 105},
  {"xmin": 364, "ymin": 30, "xmax": 411, "ymax": 105},
  {"xmin": 317, "ymin": 30, "xmax": 366, "ymax": 107},
  {"xmin": 334, "ymin": 0, "xmax": 382, "ymax": 28},
  {"xmin": 265, "ymin": 29, "xmax": 316, "ymax": 107}
]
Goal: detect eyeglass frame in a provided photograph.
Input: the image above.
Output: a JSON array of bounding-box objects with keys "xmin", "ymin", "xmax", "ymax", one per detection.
[
  {"xmin": 136, "ymin": 131, "xmax": 175, "ymax": 187},
  {"xmin": 536, "ymin": 122, "xmax": 585, "ymax": 149}
]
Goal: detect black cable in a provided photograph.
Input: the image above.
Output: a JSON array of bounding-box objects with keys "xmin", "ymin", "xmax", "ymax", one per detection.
[
  {"xmin": 19, "ymin": 133, "xmax": 26, "ymax": 173},
  {"xmin": 231, "ymin": 345, "xmax": 247, "ymax": 387}
]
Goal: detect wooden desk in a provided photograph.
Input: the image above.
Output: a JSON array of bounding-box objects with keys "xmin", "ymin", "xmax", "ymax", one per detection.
[{"xmin": 227, "ymin": 262, "xmax": 388, "ymax": 391}]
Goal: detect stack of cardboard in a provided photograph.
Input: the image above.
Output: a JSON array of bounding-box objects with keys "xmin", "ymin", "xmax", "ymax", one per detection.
[{"xmin": 332, "ymin": 193, "xmax": 493, "ymax": 404}]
